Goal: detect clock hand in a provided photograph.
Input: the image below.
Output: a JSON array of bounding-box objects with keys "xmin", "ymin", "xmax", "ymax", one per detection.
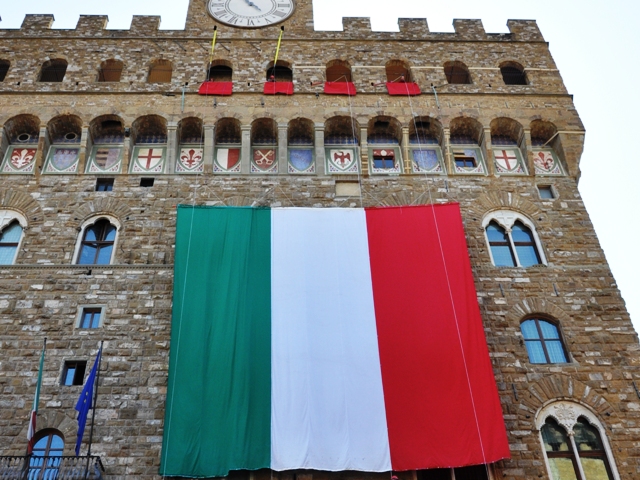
[{"xmin": 244, "ymin": 0, "xmax": 262, "ymax": 10}]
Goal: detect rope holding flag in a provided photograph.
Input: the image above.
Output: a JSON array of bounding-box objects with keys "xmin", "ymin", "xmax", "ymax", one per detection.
[
  {"xmin": 271, "ymin": 26, "xmax": 285, "ymax": 80},
  {"xmin": 27, "ymin": 338, "xmax": 46, "ymax": 455},
  {"xmin": 208, "ymin": 26, "xmax": 218, "ymax": 68}
]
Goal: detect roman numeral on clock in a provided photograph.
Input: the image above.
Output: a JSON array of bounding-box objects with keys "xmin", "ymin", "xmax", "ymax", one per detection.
[{"xmin": 273, "ymin": 10, "xmax": 287, "ymax": 17}]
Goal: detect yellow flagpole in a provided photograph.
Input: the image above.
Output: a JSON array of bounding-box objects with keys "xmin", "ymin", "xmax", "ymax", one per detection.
[
  {"xmin": 208, "ymin": 26, "xmax": 218, "ymax": 67},
  {"xmin": 273, "ymin": 26, "xmax": 284, "ymax": 69}
]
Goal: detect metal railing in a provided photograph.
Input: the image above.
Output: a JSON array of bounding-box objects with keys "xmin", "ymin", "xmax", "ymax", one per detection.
[{"xmin": 0, "ymin": 456, "xmax": 104, "ymax": 480}]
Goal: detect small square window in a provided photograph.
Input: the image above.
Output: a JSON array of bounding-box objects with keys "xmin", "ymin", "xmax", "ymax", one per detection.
[
  {"xmin": 95, "ymin": 178, "xmax": 114, "ymax": 192},
  {"xmin": 140, "ymin": 177, "xmax": 155, "ymax": 187},
  {"xmin": 454, "ymin": 153, "xmax": 477, "ymax": 168},
  {"xmin": 372, "ymin": 155, "xmax": 395, "ymax": 169},
  {"xmin": 538, "ymin": 185, "xmax": 555, "ymax": 199},
  {"xmin": 78, "ymin": 307, "xmax": 103, "ymax": 329},
  {"xmin": 61, "ymin": 361, "xmax": 87, "ymax": 386}
]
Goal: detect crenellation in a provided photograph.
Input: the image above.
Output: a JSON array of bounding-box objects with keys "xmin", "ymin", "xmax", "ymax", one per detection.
[
  {"xmin": 341, "ymin": 17, "xmax": 372, "ymax": 35},
  {"xmin": 129, "ymin": 16, "xmax": 161, "ymax": 34},
  {"xmin": 397, "ymin": 18, "xmax": 430, "ymax": 37},
  {"xmin": 75, "ymin": 15, "xmax": 109, "ymax": 34},
  {"xmin": 506, "ymin": 20, "xmax": 545, "ymax": 42},
  {"xmin": 20, "ymin": 14, "xmax": 54, "ymax": 32},
  {"xmin": 453, "ymin": 19, "xmax": 487, "ymax": 40}
]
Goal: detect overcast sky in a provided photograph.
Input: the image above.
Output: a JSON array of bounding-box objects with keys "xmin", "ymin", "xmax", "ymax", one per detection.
[{"xmin": 2, "ymin": 0, "xmax": 640, "ymax": 332}]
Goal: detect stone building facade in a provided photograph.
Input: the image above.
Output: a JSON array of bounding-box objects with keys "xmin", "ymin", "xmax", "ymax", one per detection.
[{"xmin": 0, "ymin": 0, "xmax": 638, "ymax": 479}]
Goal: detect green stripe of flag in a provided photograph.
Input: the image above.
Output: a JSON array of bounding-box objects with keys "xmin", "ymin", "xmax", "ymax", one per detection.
[{"xmin": 161, "ymin": 206, "xmax": 272, "ymax": 477}]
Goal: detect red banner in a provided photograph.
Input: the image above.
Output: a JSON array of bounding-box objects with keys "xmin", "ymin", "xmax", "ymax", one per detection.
[
  {"xmin": 386, "ymin": 82, "xmax": 421, "ymax": 96},
  {"xmin": 263, "ymin": 82, "xmax": 294, "ymax": 95},
  {"xmin": 198, "ymin": 81, "xmax": 233, "ymax": 96},
  {"xmin": 324, "ymin": 82, "xmax": 357, "ymax": 96}
]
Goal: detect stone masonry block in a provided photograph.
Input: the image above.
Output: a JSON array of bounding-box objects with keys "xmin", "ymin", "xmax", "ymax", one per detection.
[
  {"xmin": 397, "ymin": 18, "xmax": 429, "ymax": 36},
  {"xmin": 507, "ymin": 20, "xmax": 545, "ymax": 42},
  {"xmin": 452, "ymin": 19, "xmax": 486, "ymax": 40},
  {"xmin": 342, "ymin": 17, "xmax": 371, "ymax": 34},
  {"xmin": 130, "ymin": 16, "xmax": 161, "ymax": 33},
  {"xmin": 75, "ymin": 15, "xmax": 109, "ymax": 34},
  {"xmin": 20, "ymin": 14, "xmax": 54, "ymax": 31}
]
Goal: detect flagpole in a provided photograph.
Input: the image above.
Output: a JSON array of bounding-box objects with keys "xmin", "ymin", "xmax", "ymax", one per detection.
[
  {"xmin": 25, "ymin": 337, "xmax": 46, "ymax": 456},
  {"xmin": 83, "ymin": 341, "xmax": 103, "ymax": 480}
]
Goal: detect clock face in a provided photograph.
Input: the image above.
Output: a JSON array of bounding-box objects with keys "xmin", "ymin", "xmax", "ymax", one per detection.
[{"xmin": 207, "ymin": 0, "xmax": 295, "ymax": 28}]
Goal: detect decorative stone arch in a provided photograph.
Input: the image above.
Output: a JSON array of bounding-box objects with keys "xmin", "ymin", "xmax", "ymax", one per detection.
[
  {"xmin": 3, "ymin": 114, "xmax": 41, "ymax": 144},
  {"xmin": 288, "ymin": 118, "xmax": 314, "ymax": 145},
  {"xmin": 72, "ymin": 214, "xmax": 122, "ymax": 265},
  {"xmin": 499, "ymin": 60, "xmax": 528, "ymax": 85},
  {"xmin": 47, "ymin": 114, "xmax": 83, "ymax": 143},
  {"xmin": 178, "ymin": 116, "xmax": 204, "ymax": 144},
  {"xmin": 215, "ymin": 118, "xmax": 242, "ymax": 144},
  {"xmin": 207, "ymin": 59, "xmax": 233, "ymax": 82},
  {"xmin": 0, "ymin": 189, "xmax": 43, "ymax": 226},
  {"xmin": 481, "ymin": 209, "xmax": 547, "ymax": 266},
  {"xmin": 38, "ymin": 58, "xmax": 68, "ymax": 83},
  {"xmin": 72, "ymin": 199, "xmax": 132, "ymax": 228},
  {"xmin": 443, "ymin": 60, "xmax": 471, "ymax": 84},
  {"xmin": 266, "ymin": 60, "xmax": 292, "ymax": 82},
  {"xmin": 490, "ymin": 117, "xmax": 525, "ymax": 145},
  {"xmin": 467, "ymin": 191, "xmax": 542, "ymax": 222},
  {"xmin": 376, "ymin": 191, "xmax": 431, "ymax": 207},
  {"xmin": 367, "ymin": 116, "xmax": 402, "ymax": 144},
  {"xmin": 385, "ymin": 59, "xmax": 412, "ymax": 83},
  {"xmin": 326, "ymin": 59, "xmax": 352, "ymax": 82},
  {"xmin": 533, "ymin": 397, "xmax": 622, "ymax": 480},
  {"xmin": 506, "ymin": 297, "xmax": 572, "ymax": 326},
  {"xmin": 448, "ymin": 116, "xmax": 483, "ymax": 145},
  {"xmin": 409, "ymin": 116, "xmax": 444, "ymax": 146},
  {"xmin": 148, "ymin": 58, "xmax": 172, "ymax": 83},
  {"xmin": 98, "ymin": 58, "xmax": 124, "ymax": 82},
  {"xmin": 17, "ymin": 411, "xmax": 77, "ymax": 455}
]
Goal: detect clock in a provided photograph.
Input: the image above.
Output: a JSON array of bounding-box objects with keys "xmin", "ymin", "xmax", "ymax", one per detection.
[{"xmin": 207, "ymin": 0, "xmax": 295, "ymax": 28}]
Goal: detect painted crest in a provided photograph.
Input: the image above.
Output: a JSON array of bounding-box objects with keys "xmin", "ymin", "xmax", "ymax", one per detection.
[
  {"xmin": 494, "ymin": 149, "xmax": 520, "ymax": 172},
  {"xmin": 177, "ymin": 148, "xmax": 204, "ymax": 173},
  {"xmin": 215, "ymin": 148, "xmax": 241, "ymax": 172},
  {"xmin": 52, "ymin": 148, "xmax": 79, "ymax": 171},
  {"xmin": 533, "ymin": 150, "xmax": 562, "ymax": 175},
  {"xmin": 252, "ymin": 149, "xmax": 277, "ymax": 173},
  {"xmin": 412, "ymin": 149, "xmax": 441, "ymax": 172},
  {"xmin": 327, "ymin": 148, "xmax": 358, "ymax": 173},
  {"xmin": 91, "ymin": 147, "xmax": 121, "ymax": 173},
  {"xmin": 132, "ymin": 148, "xmax": 165, "ymax": 173},
  {"xmin": 5, "ymin": 148, "xmax": 37, "ymax": 173},
  {"xmin": 289, "ymin": 149, "xmax": 314, "ymax": 173}
]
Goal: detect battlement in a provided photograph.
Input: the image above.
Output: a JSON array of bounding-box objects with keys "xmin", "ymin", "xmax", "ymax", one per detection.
[{"xmin": 1, "ymin": 12, "xmax": 545, "ymax": 43}]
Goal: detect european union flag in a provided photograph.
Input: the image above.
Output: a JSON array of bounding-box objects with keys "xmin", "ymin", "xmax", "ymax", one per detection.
[{"xmin": 75, "ymin": 346, "xmax": 102, "ymax": 456}]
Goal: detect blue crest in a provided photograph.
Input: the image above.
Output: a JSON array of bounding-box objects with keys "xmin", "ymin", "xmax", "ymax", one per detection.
[{"xmin": 290, "ymin": 149, "xmax": 313, "ymax": 171}]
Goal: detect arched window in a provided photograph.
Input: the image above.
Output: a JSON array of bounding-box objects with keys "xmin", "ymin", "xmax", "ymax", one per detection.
[
  {"xmin": 39, "ymin": 59, "xmax": 68, "ymax": 82},
  {"xmin": 77, "ymin": 218, "xmax": 117, "ymax": 265},
  {"xmin": 98, "ymin": 59, "xmax": 123, "ymax": 82},
  {"xmin": 326, "ymin": 60, "xmax": 352, "ymax": 82},
  {"xmin": 385, "ymin": 60, "xmax": 411, "ymax": 82},
  {"xmin": 207, "ymin": 63, "xmax": 233, "ymax": 82},
  {"xmin": 444, "ymin": 61, "xmax": 471, "ymax": 84},
  {"xmin": 148, "ymin": 59, "xmax": 172, "ymax": 83},
  {"xmin": 266, "ymin": 61, "xmax": 293, "ymax": 82},
  {"xmin": 0, "ymin": 60, "xmax": 10, "ymax": 82},
  {"xmin": 0, "ymin": 220, "xmax": 23, "ymax": 264},
  {"xmin": 500, "ymin": 62, "xmax": 527, "ymax": 85},
  {"xmin": 29, "ymin": 430, "xmax": 64, "ymax": 479},
  {"xmin": 537, "ymin": 402, "xmax": 618, "ymax": 480},
  {"xmin": 521, "ymin": 318, "xmax": 568, "ymax": 364},
  {"xmin": 483, "ymin": 211, "xmax": 545, "ymax": 267}
]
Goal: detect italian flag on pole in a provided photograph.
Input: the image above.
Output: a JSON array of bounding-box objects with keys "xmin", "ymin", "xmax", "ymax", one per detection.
[{"xmin": 161, "ymin": 205, "xmax": 509, "ymax": 478}]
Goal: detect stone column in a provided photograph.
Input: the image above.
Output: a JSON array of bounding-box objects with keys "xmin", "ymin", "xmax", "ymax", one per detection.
[
  {"xmin": 483, "ymin": 127, "xmax": 495, "ymax": 176},
  {"xmin": 314, "ymin": 123, "xmax": 325, "ymax": 175},
  {"xmin": 443, "ymin": 128, "xmax": 452, "ymax": 174},
  {"xmin": 122, "ymin": 133, "xmax": 132, "ymax": 174},
  {"xmin": 278, "ymin": 123, "xmax": 288, "ymax": 174},
  {"xmin": 166, "ymin": 122, "xmax": 178, "ymax": 173},
  {"xmin": 359, "ymin": 127, "xmax": 368, "ymax": 175},
  {"xmin": 402, "ymin": 126, "xmax": 410, "ymax": 174},
  {"xmin": 78, "ymin": 126, "xmax": 89, "ymax": 174},
  {"xmin": 523, "ymin": 129, "xmax": 534, "ymax": 176},
  {"xmin": 204, "ymin": 125, "xmax": 215, "ymax": 174},
  {"xmin": 241, "ymin": 125, "xmax": 251, "ymax": 175},
  {"xmin": 35, "ymin": 126, "xmax": 47, "ymax": 179}
]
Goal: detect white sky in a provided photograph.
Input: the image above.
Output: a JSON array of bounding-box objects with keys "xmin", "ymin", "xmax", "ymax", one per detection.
[{"xmin": 2, "ymin": 0, "xmax": 640, "ymax": 332}]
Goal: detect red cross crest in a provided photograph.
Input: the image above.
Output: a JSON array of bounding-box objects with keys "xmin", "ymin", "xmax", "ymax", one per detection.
[
  {"xmin": 495, "ymin": 150, "xmax": 518, "ymax": 171},
  {"xmin": 137, "ymin": 148, "xmax": 163, "ymax": 170}
]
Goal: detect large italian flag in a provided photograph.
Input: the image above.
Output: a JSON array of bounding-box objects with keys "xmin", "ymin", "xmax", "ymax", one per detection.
[{"xmin": 161, "ymin": 205, "xmax": 509, "ymax": 477}]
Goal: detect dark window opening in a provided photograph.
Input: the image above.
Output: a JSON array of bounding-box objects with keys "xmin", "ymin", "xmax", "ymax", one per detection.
[
  {"xmin": 61, "ymin": 361, "xmax": 87, "ymax": 386},
  {"xmin": 373, "ymin": 155, "xmax": 395, "ymax": 169},
  {"xmin": 501, "ymin": 66, "xmax": 527, "ymax": 85},
  {"xmin": 79, "ymin": 307, "xmax": 102, "ymax": 329},
  {"xmin": 326, "ymin": 63, "xmax": 352, "ymax": 82},
  {"xmin": 39, "ymin": 59, "xmax": 68, "ymax": 82},
  {"xmin": 418, "ymin": 465, "xmax": 489, "ymax": 480},
  {"xmin": 0, "ymin": 60, "xmax": 10, "ymax": 82},
  {"xmin": 207, "ymin": 65, "xmax": 233, "ymax": 82},
  {"xmin": 98, "ymin": 60, "xmax": 123, "ymax": 82},
  {"xmin": 140, "ymin": 177, "xmax": 155, "ymax": 187},
  {"xmin": 386, "ymin": 61, "xmax": 411, "ymax": 82},
  {"xmin": 454, "ymin": 153, "xmax": 477, "ymax": 168},
  {"xmin": 95, "ymin": 178, "xmax": 114, "ymax": 192},
  {"xmin": 444, "ymin": 64, "xmax": 471, "ymax": 84},
  {"xmin": 267, "ymin": 65, "xmax": 293, "ymax": 82}
]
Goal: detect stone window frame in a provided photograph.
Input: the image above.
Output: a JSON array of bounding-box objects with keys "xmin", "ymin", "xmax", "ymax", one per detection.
[
  {"xmin": 482, "ymin": 209, "xmax": 547, "ymax": 267},
  {"xmin": 72, "ymin": 214, "xmax": 121, "ymax": 265},
  {"xmin": 0, "ymin": 209, "xmax": 28, "ymax": 265},
  {"xmin": 535, "ymin": 401, "xmax": 621, "ymax": 480},
  {"xmin": 75, "ymin": 304, "xmax": 106, "ymax": 330}
]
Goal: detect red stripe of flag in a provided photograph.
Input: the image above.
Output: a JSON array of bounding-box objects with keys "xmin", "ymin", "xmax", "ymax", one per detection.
[{"xmin": 365, "ymin": 204, "xmax": 510, "ymax": 469}]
